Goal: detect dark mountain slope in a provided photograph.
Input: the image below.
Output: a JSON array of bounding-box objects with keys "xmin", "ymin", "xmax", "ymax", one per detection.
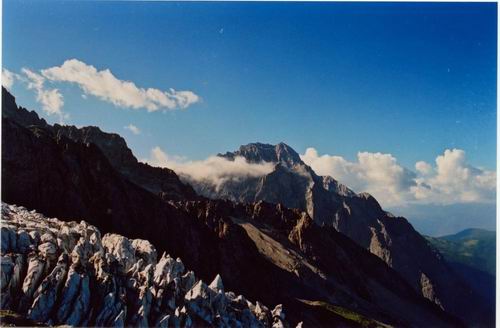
[
  {"xmin": 2, "ymin": 87, "xmax": 197, "ymax": 201},
  {"xmin": 52, "ymin": 124, "xmax": 199, "ymax": 201},
  {"xmin": 1, "ymin": 88, "xmax": 460, "ymax": 326}
]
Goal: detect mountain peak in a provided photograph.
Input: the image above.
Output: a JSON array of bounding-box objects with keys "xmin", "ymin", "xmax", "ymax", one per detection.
[
  {"xmin": 2, "ymin": 87, "xmax": 48, "ymax": 127},
  {"xmin": 219, "ymin": 142, "xmax": 303, "ymax": 166}
]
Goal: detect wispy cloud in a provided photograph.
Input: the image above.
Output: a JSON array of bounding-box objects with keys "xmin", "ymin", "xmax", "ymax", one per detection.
[
  {"xmin": 301, "ymin": 147, "xmax": 496, "ymax": 207},
  {"xmin": 145, "ymin": 146, "xmax": 275, "ymax": 191},
  {"xmin": 41, "ymin": 59, "xmax": 200, "ymax": 111},
  {"xmin": 2, "ymin": 68, "xmax": 18, "ymax": 90},
  {"xmin": 21, "ymin": 68, "xmax": 66, "ymax": 122},
  {"xmin": 5, "ymin": 59, "xmax": 200, "ymax": 123},
  {"xmin": 124, "ymin": 124, "xmax": 141, "ymax": 135}
]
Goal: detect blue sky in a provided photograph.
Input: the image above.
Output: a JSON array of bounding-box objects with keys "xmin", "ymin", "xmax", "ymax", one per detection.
[
  {"xmin": 3, "ymin": 1, "xmax": 497, "ymax": 233},
  {"xmin": 3, "ymin": 1, "xmax": 496, "ymax": 170}
]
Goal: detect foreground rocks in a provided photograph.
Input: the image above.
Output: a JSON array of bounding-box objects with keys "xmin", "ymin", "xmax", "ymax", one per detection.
[{"xmin": 0, "ymin": 203, "xmax": 290, "ymax": 327}]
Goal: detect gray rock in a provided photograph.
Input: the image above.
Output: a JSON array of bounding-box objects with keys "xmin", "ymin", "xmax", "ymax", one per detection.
[
  {"xmin": 17, "ymin": 230, "xmax": 32, "ymax": 253},
  {"xmin": 184, "ymin": 280, "xmax": 214, "ymax": 324},
  {"xmin": 1, "ymin": 227, "xmax": 16, "ymax": 253},
  {"xmin": 209, "ymin": 274, "xmax": 224, "ymax": 293},
  {"xmin": 28, "ymin": 253, "xmax": 69, "ymax": 322}
]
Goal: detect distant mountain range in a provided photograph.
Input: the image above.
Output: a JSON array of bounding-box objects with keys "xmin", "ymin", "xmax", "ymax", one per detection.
[
  {"xmin": 1, "ymin": 87, "xmax": 494, "ymax": 327},
  {"xmin": 390, "ymin": 203, "xmax": 496, "ymax": 237},
  {"xmin": 426, "ymin": 228, "xmax": 496, "ymax": 306},
  {"xmin": 427, "ymin": 228, "xmax": 495, "ymax": 276}
]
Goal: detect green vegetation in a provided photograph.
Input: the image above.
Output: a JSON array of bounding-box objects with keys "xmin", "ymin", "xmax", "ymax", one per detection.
[
  {"xmin": 425, "ymin": 228, "xmax": 495, "ymax": 275},
  {"xmin": 298, "ymin": 299, "xmax": 391, "ymax": 328},
  {"xmin": 426, "ymin": 228, "xmax": 495, "ymax": 306}
]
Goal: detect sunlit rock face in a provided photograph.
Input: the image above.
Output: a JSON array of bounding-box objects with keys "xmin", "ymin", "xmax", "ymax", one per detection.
[{"xmin": 0, "ymin": 203, "xmax": 289, "ymax": 327}]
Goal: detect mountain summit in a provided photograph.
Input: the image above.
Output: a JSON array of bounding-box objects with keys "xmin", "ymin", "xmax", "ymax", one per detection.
[
  {"xmin": 191, "ymin": 142, "xmax": 494, "ymax": 326},
  {"xmin": 219, "ymin": 142, "xmax": 303, "ymax": 167}
]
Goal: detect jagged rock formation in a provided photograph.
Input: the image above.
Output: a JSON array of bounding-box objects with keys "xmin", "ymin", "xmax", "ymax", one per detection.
[
  {"xmin": 1, "ymin": 88, "xmax": 463, "ymax": 326},
  {"xmin": 193, "ymin": 142, "xmax": 493, "ymax": 326},
  {"xmin": 1, "ymin": 203, "xmax": 289, "ymax": 327}
]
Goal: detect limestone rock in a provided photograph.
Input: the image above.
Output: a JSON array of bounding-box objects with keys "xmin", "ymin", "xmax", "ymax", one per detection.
[
  {"xmin": 0, "ymin": 203, "xmax": 285, "ymax": 327},
  {"xmin": 208, "ymin": 274, "xmax": 224, "ymax": 293}
]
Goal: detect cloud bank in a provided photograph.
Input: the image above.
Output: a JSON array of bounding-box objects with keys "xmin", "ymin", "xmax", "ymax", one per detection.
[
  {"xmin": 412, "ymin": 149, "xmax": 496, "ymax": 204},
  {"xmin": 145, "ymin": 145, "xmax": 494, "ymax": 208},
  {"xmin": 41, "ymin": 59, "xmax": 199, "ymax": 112},
  {"xmin": 146, "ymin": 146, "xmax": 275, "ymax": 190},
  {"xmin": 301, "ymin": 148, "xmax": 496, "ymax": 207}
]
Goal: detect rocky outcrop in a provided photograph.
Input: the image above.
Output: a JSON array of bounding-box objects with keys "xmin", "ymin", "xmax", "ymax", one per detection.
[
  {"xmin": 198, "ymin": 142, "xmax": 493, "ymax": 326},
  {"xmin": 0, "ymin": 203, "xmax": 289, "ymax": 327}
]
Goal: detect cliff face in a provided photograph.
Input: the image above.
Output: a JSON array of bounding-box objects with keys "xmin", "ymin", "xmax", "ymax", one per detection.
[
  {"xmin": 0, "ymin": 203, "xmax": 288, "ymax": 327},
  {"xmin": 194, "ymin": 142, "xmax": 493, "ymax": 326},
  {"xmin": 1, "ymin": 88, "xmax": 461, "ymax": 327}
]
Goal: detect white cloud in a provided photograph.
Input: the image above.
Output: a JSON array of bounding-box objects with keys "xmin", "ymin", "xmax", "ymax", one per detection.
[
  {"xmin": 21, "ymin": 68, "xmax": 66, "ymax": 122},
  {"xmin": 301, "ymin": 148, "xmax": 416, "ymax": 206},
  {"xmin": 301, "ymin": 147, "xmax": 495, "ymax": 207},
  {"xmin": 411, "ymin": 149, "xmax": 496, "ymax": 204},
  {"xmin": 124, "ymin": 124, "xmax": 141, "ymax": 135},
  {"xmin": 41, "ymin": 59, "xmax": 200, "ymax": 111},
  {"xmin": 145, "ymin": 146, "xmax": 275, "ymax": 191},
  {"xmin": 2, "ymin": 68, "xmax": 17, "ymax": 89},
  {"xmin": 415, "ymin": 161, "xmax": 432, "ymax": 175},
  {"xmin": 8, "ymin": 59, "xmax": 199, "ymax": 123}
]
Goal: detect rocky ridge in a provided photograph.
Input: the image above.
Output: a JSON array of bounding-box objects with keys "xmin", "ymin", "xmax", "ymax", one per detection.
[{"xmin": 0, "ymin": 203, "xmax": 289, "ymax": 327}]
